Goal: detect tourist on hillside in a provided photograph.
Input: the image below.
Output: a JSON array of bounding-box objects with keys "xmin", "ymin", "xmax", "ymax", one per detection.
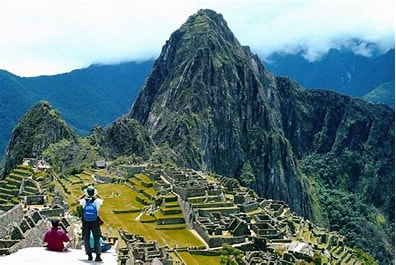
[
  {"xmin": 79, "ymin": 185, "xmax": 104, "ymax": 262},
  {"xmin": 43, "ymin": 219, "xmax": 70, "ymax": 251},
  {"xmin": 89, "ymin": 231, "xmax": 113, "ymax": 252}
]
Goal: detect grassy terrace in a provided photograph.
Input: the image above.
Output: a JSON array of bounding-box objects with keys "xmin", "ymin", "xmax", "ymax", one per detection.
[
  {"xmin": 91, "ymin": 183, "xmax": 203, "ymax": 249},
  {"xmin": 12, "ymin": 169, "xmax": 32, "ymax": 177},
  {"xmin": 57, "ymin": 170, "xmax": 206, "ymax": 255},
  {"xmin": 177, "ymin": 251, "xmax": 221, "ymax": 265}
]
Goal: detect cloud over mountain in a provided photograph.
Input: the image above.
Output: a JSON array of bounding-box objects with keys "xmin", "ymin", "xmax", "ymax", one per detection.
[{"xmin": 1, "ymin": 0, "xmax": 394, "ymax": 76}]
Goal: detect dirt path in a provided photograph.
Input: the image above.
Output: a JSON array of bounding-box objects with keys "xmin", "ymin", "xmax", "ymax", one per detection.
[{"xmin": 135, "ymin": 212, "xmax": 143, "ymax": 221}]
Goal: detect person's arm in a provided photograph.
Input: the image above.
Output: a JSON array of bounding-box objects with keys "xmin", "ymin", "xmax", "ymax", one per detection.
[
  {"xmin": 64, "ymin": 240, "xmax": 71, "ymax": 250},
  {"xmin": 61, "ymin": 230, "xmax": 70, "ymax": 251},
  {"xmin": 63, "ymin": 231, "xmax": 70, "ymax": 243},
  {"xmin": 79, "ymin": 198, "xmax": 86, "ymax": 207},
  {"xmin": 43, "ymin": 231, "xmax": 49, "ymax": 247},
  {"xmin": 43, "ymin": 231, "xmax": 48, "ymax": 243}
]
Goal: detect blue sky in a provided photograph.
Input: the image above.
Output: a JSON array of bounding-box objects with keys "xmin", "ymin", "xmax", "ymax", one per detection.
[{"xmin": 1, "ymin": 0, "xmax": 394, "ymax": 76}]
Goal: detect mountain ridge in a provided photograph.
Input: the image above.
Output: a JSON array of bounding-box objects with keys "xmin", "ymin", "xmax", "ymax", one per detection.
[
  {"xmin": 124, "ymin": 9, "xmax": 393, "ymax": 263},
  {"xmin": 265, "ymin": 47, "xmax": 395, "ymax": 101},
  {"xmin": 0, "ymin": 40, "xmax": 392, "ymax": 162},
  {"xmin": 0, "ymin": 61, "xmax": 153, "ymax": 159}
]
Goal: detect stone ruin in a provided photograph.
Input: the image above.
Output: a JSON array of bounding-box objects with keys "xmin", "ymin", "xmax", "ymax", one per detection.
[
  {"xmin": 0, "ymin": 197, "xmax": 80, "ymax": 256},
  {"xmin": 0, "ymin": 203, "xmax": 49, "ymax": 255},
  {"xmin": 0, "ymin": 161, "xmax": 365, "ymax": 264},
  {"xmin": 130, "ymin": 164, "xmax": 361, "ymax": 265},
  {"xmin": 118, "ymin": 228, "xmax": 172, "ymax": 265}
]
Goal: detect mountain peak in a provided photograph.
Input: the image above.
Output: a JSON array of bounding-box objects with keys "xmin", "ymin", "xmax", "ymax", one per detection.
[
  {"xmin": 128, "ymin": 9, "xmax": 311, "ymax": 218},
  {"xmin": 155, "ymin": 9, "xmax": 243, "ymax": 74},
  {"xmin": 178, "ymin": 9, "xmax": 237, "ymax": 43},
  {"xmin": 0, "ymin": 100, "xmax": 77, "ymax": 177},
  {"xmin": 130, "ymin": 9, "xmax": 274, "ymax": 126}
]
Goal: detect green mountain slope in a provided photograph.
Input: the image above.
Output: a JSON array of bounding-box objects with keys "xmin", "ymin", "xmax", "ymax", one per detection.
[
  {"xmin": 0, "ymin": 101, "xmax": 78, "ymax": 176},
  {"xmin": 0, "ymin": 70, "xmax": 37, "ymax": 160},
  {"xmin": 128, "ymin": 9, "xmax": 315, "ymax": 220},
  {"xmin": 362, "ymin": 81, "xmax": 395, "ymax": 106},
  {"xmin": 0, "ymin": 61, "xmax": 153, "ymax": 159}
]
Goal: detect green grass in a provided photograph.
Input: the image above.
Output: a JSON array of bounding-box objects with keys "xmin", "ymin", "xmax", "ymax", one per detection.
[
  {"xmin": 177, "ymin": 251, "xmax": 221, "ymax": 265},
  {"xmin": 134, "ymin": 173, "xmax": 153, "ymax": 183},
  {"xmin": 64, "ymin": 181, "xmax": 204, "ymax": 249},
  {"xmin": 12, "ymin": 169, "xmax": 31, "ymax": 177}
]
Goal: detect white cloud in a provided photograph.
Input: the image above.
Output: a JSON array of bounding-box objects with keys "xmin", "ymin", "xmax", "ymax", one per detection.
[{"xmin": 0, "ymin": 0, "xmax": 394, "ymax": 76}]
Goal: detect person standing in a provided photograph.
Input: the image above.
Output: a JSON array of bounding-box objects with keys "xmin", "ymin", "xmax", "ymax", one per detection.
[
  {"xmin": 79, "ymin": 185, "xmax": 103, "ymax": 261},
  {"xmin": 43, "ymin": 219, "xmax": 70, "ymax": 251}
]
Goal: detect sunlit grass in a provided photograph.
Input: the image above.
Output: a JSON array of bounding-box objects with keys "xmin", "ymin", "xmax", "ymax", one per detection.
[
  {"xmin": 57, "ymin": 173, "xmax": 213, "ymax": 263},
  {"xmin": 177, "ymin": 251, "xmax": 221, "ymax": 265}
]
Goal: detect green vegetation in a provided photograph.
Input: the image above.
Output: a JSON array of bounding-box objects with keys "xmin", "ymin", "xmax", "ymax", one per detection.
[
  {"xmin": 266, "ymin": 48, "xmax": 394, "ymax": 108},
  {"xmin": 300, "ymin": 152, "xmax": 394, "ymax": 264},
  {"xmin": 220, "ymin": 243, "xmax": 244, "ymax": 265},
  {"xmin": 178, "ymin": 251, "xmax": 221, "ymax": 265},
  {"xmin": 0, "ymin": 61, "xmax": 154, "ymax": 161},
  {"xmin": 362, "ymin": 81, "xmax": 395, "ymax": 107},
  {"xmin": 0, "ymin": 9, "xmax": 392, "ymax": 265},
  {"xmin": 0, "ymin": 164, "xmax": 53, "ymax": 205}
]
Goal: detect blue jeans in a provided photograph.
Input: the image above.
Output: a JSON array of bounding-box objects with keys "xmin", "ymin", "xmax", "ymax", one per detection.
[
  {"xmin": 101, "ymin": 244, "xmax": 111, "ymax": 252},
  {"xmin": 82, "ymin": 220, "xmax": 101, "ymax": 255}
]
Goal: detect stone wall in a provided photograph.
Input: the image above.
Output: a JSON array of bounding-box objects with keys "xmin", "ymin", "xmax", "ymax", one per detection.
[
  {"xmin": 15, "ymin": 219, "xmax": 49, "ymax": 250},
  {"xmin": 0, "ymin": 203, "xmax": 24, "ymax": 238},
  {"xmin": 0, "ymin": 207, "xmax": 50, "ymax": 255},
  {"xmin": 238, "ymin": 202, "xmax": 258, "ymax": 212},
  {"xmin": 0, "ymin": 203, "xmax": 79, "ymax": 256},
  {"xmin": 25, "ymin": 195, "xmax": 46, "ymax": 205}
]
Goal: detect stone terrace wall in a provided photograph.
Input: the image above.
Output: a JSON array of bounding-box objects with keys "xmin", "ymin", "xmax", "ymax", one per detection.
[
  {"xmin": 0, "ymin": 203, "xmax": 24, "ymax": 238},
  {"xmin": 15, "ymin": 218, "xmax": 49, "ymax": 250}
]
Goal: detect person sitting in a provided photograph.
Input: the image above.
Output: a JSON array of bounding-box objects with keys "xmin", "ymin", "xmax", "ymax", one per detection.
[
  {"xmin": 89, "ymin": 231, "xmax": 113, "ymax": 252},
  {"xmin": 43, "ymin": 219, "xmax": 70, "ymax": 251}
]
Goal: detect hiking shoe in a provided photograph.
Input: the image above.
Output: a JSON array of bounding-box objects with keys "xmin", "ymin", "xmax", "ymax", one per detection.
[
  {"xmin": 88, "ymin": 253, "xmax": 93, "ymax": 261},
  {"xmin": 95, "ymin": 255, "xmax": 102, "ymax": 262}
]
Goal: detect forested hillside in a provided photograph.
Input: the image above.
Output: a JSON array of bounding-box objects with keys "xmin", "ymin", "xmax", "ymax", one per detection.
[
  {"xmin": 0, "ymin": 61, "xmax": 153, "ymax": 158},
  {"xmin": 265, "ymin": 47, "xmax": 395, "ymax": 107}
]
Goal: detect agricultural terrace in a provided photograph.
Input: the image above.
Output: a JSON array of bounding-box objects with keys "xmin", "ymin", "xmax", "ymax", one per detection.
[{"xmin": 61, "ymin": 171, "xmax": 205, "ymax": 249}]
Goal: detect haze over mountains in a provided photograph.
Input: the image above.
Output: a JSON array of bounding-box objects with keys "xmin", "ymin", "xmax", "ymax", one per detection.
[{"xmin": 0, "ymin": 9, "xmax": 393, "ymax": 264}]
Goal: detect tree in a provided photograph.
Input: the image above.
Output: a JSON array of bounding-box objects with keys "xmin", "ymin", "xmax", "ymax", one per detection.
[{"xmin": 220, "ymin": 243, "xmax": 243, "ymax": 265}]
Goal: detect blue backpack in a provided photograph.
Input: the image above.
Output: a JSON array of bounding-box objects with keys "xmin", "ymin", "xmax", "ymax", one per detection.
[{"xmin": 83, "ymin": 199, "xmax": 98, "ymax": 222}]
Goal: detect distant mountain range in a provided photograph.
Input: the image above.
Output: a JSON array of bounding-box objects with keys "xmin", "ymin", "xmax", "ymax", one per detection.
[
  {"xmin": 264, "ymin": 47, "xmax": 395, "ymax": 105},
  {"xmin": 0, "ymin": 34, "xmax": 393, "ymax": 162},
  {"xmin": 0, "ymin": 61, "xmax": 153, "ymax": 159}
]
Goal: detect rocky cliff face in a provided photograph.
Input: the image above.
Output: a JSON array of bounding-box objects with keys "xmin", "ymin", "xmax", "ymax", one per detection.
[
  {"xmin": 275, "ymin": 76, "xmax": 394, "ymax": 158},
  {"xmin": 0, "ymin": 101, "xmax": 77, "ymax": 177},
  {"xmin": 90, "ymin": 117, "xmax": 155, "ymax": 160},
  {"xmin": 128, "ymin": 9, "xmax": 314, "ymax": 218}
]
